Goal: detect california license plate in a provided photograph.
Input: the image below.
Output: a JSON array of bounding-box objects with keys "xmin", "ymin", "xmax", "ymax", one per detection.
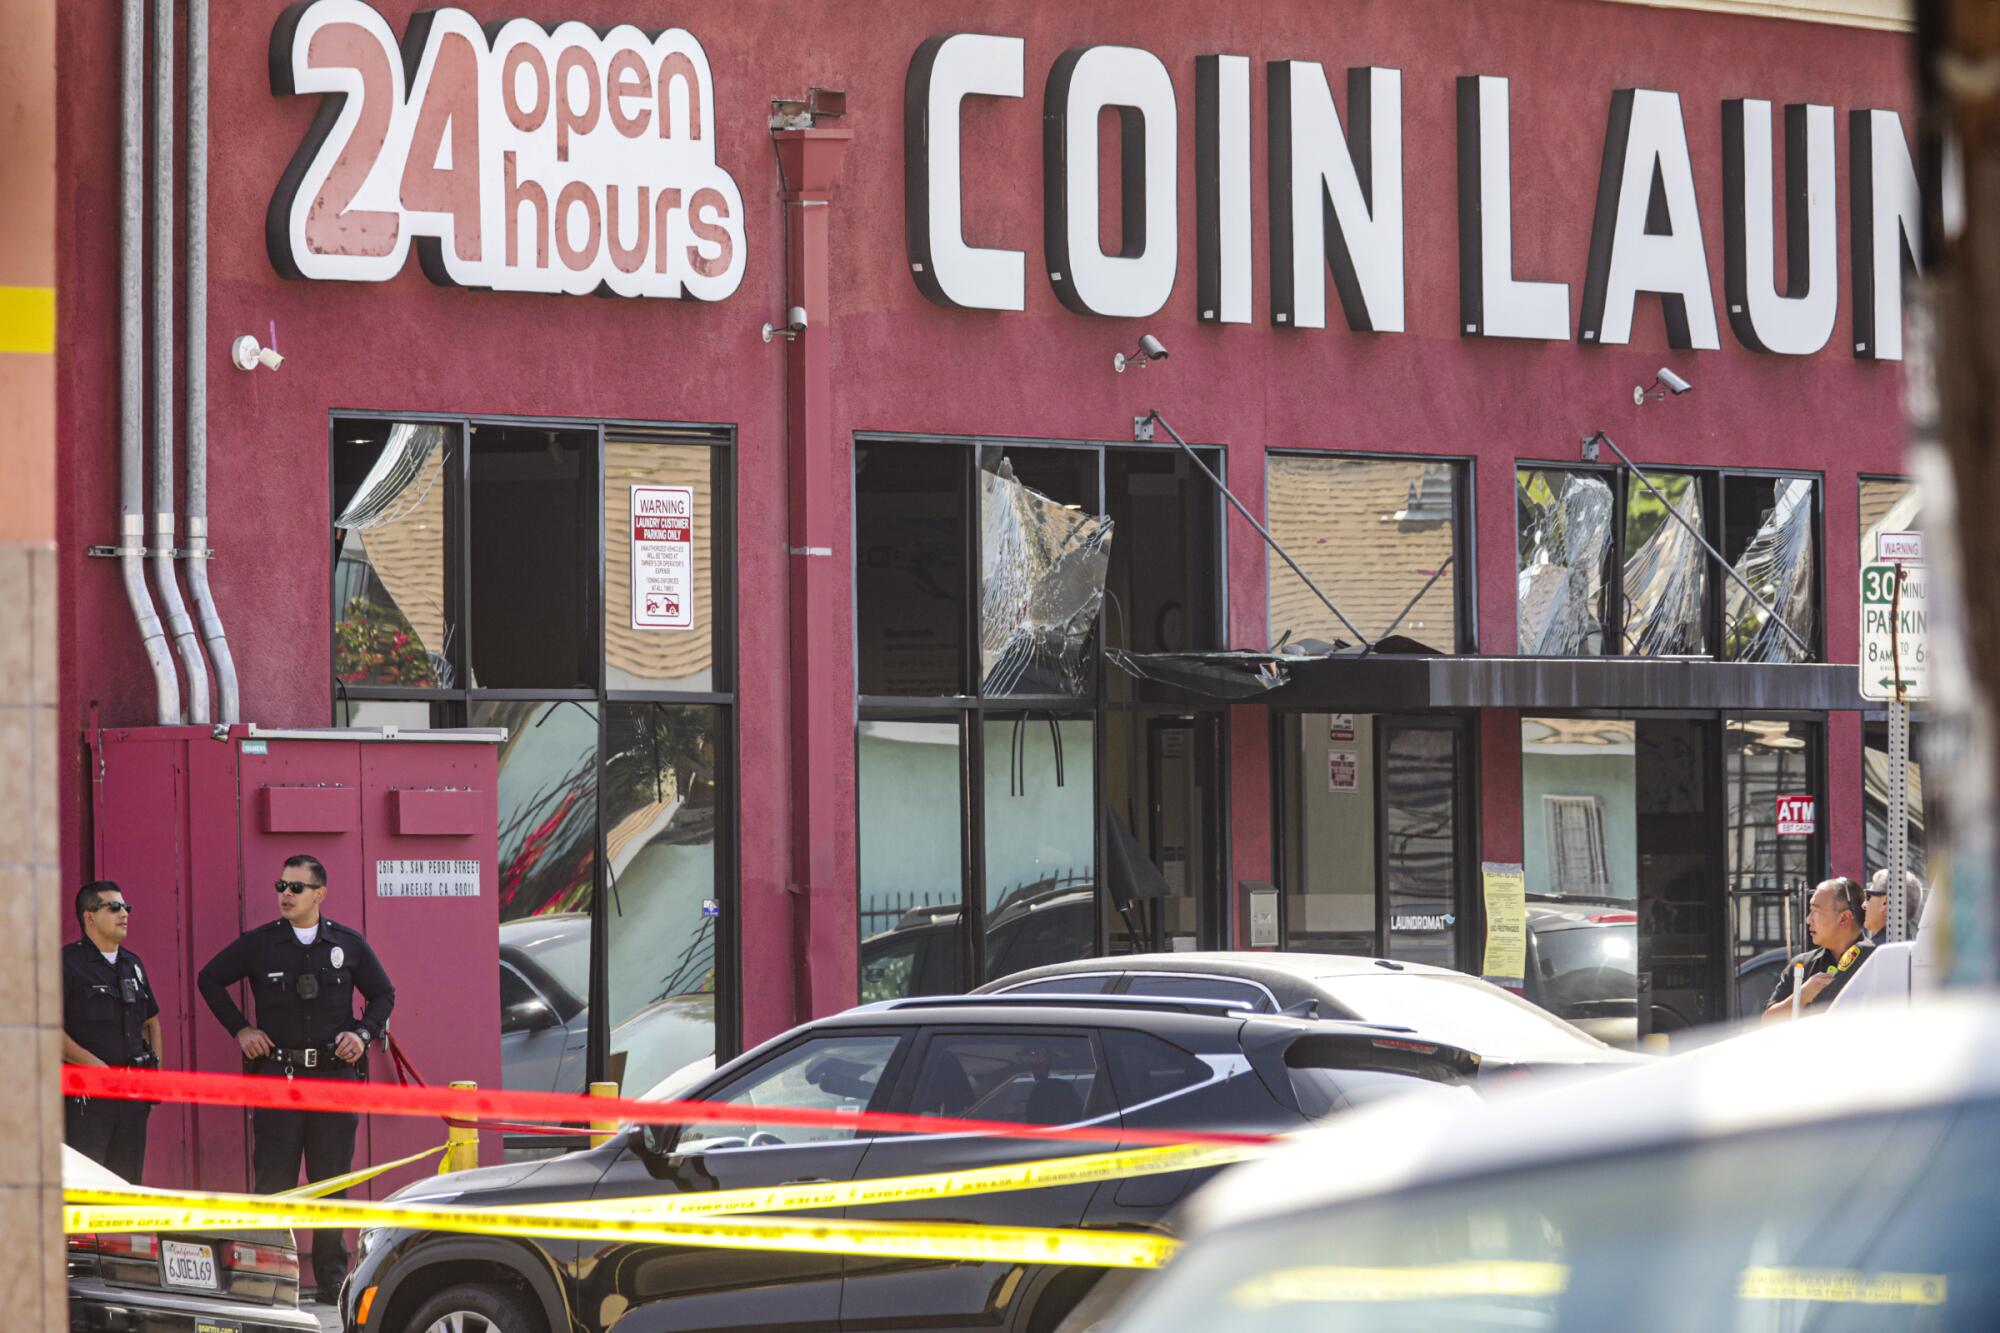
[{"xmin": 160, "ymin": 1239, "xmax": 218, "ymax": 1290}]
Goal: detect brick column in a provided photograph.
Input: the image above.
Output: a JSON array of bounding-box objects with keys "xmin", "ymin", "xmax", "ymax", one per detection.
[{"xmin": 0, "ymin": 0, "xmax": 66, "ymax": 1321}]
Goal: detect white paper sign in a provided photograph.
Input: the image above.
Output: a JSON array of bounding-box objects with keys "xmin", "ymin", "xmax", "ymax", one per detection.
[
  {"xmin": 631, "ymin": 484, "xmax": 694, "ymax": 629},
  {"xmin": 376, "ymin": 858, "xmax": 481, "ymax": 897},
  {"xmin": 1328, "ymin": 749, "xmax": 1359, "ymax": 792}
]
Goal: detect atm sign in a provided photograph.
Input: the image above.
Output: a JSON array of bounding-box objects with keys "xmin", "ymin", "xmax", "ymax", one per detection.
[{"xmin": 1777, "ymin": 794, "xmax": 1816, "ymax": 837}]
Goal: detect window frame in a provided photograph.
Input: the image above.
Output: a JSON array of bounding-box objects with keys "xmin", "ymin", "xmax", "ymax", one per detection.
[
  {"xmin": 1514, "ymin": 460, "xmax": 1825, "ymax": 661},
  {"xmin": 327, "ymin": 409, "xmax": 742, "ymax": 1073}
]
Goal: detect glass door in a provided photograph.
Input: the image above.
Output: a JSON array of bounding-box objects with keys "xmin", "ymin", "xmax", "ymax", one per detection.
[{"xmin": 1378, "ymin": 720, "xmax": 1470, "ymax": 969}]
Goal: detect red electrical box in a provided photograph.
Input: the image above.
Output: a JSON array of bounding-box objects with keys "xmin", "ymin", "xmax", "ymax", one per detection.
[{"xmin": 87, "ymin": 723, "xmax": 503, "ymax": 1196}]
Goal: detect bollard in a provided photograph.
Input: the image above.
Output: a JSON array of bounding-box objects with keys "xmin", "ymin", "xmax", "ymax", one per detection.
[
  {"xmin": 441, "ymin": 1080, "xmax": 479, "ymax": 1173},
  {"xmin": 589, "ymin": 1081, "xmax": 620, "ymax": 1147}
]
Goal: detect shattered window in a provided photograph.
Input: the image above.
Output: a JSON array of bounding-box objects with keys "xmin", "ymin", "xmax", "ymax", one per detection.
[
  {"xmin": 333, "ymin": 420, "xmax": 455, "ymax": 688},
  {"xmin": 1620, "ymin": 471, "xmax": 1707, "ymax": 656},
  {"xmin": 978, "ymin": 449, "xmax": 1113, "ymax": 696},
  {"xmin": 1266, "ymin": 455, "xmax": 1463, "ymax": 654},
  {"xmin": 1516, "ymin": 469, "xmax": 1614, "ymax": 656},
  {"xmin": 1723, "ymin": 477, "xmax": 1817, "ymax": 662}
]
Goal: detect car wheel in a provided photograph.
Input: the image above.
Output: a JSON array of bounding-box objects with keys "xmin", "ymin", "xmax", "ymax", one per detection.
[{"xmin": 404, "ymin": 1282, "xmax": 545, "ymax": 1333}]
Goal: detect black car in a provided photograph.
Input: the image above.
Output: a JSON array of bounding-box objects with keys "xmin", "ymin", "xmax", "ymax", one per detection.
[
  {"xmin": 342, "ymin": 996, "xmax": 1476, "ymax": 1333},
  {"xmin": 860, "ymin": 884, "xmax": 1096, "ymax": 1001},
  {"xmin": 65, "ymin": 1146, "xmax": 321, "ymax": 1333}
]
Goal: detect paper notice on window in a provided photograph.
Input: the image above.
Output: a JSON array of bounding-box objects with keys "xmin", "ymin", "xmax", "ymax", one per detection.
[
  {"xmin": 631, "ymin": 484, "xmax": 694, "ymax": 630},
  {"xmin": 1481, "ymin": 862, "xmax": 1527, "ymax": 984},
  {"xmin": 1327, "ymin": 749, "xmax": 1359, "ymax": 792}
]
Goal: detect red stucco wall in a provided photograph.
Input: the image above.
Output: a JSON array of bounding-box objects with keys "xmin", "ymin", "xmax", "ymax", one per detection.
[{"xmin": 57, "ymin": 0, "xmax": 1913, "ymax": 1045}]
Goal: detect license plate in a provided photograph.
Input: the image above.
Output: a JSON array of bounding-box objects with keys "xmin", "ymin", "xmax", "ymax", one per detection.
[
  {"xmin": 196, "ymin": 1323, "xmax": 242, "ymax": 1333},
  {"xmin": 160, "ymin": 1239, "xmax": 218, "ymax": 1290}
]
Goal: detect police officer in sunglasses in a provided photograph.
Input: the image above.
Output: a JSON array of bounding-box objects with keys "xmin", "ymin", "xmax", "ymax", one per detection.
[
  {"xmin": 197, "ymin": 854, "xmax": 395, "ymax": 1303},
  {"xmin": 60, "ymin": 879, "xmax": 161, "ymax": 1179}
]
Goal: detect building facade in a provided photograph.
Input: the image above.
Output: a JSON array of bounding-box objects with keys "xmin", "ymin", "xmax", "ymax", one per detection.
[{"xmin": 55, "ymin": 0, "xmax": 1921, "ymax": 1094}]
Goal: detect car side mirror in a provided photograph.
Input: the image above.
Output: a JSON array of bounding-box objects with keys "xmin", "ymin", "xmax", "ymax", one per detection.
[
  {"xmin": 504, "ymin": 998, "xmax": 560, "ymax": 1033},
  {"xmin": 639, "ymin": 1122, "xmax": 680, "ymax": 1158}
]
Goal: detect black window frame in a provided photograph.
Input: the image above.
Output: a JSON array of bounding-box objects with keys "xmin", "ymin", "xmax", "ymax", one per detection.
[
  {"xmin": 327, "ymin": 410, "xmax": 743, "ymax": 1073},
  {"xmin": 853, "ymin": 432, "xmax": 1233, "ymax": 990},
  {"xmin": 1514, "ymin": 460, "xmax": 1825, "ymax": 662}
]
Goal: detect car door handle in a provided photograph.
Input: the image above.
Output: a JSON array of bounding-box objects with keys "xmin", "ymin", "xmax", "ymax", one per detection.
[{"xmin": 783, "ymin": 1177, "xmax": 833, "ymax": 1186}]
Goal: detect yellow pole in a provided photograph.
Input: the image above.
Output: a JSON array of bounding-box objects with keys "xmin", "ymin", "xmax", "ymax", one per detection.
[
  {"xmin": 589, "ymin": 1081, "xmax": 619, "ymax": 1147},
  {"xmin": 440, "ymin": 1081, "xmax": 479, "ymax": 1174}
]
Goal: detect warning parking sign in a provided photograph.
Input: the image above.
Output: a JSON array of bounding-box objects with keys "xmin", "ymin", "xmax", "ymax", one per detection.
[{"xmin": 631, "ymin": 485, "xmax": 694, "ymax": 630}]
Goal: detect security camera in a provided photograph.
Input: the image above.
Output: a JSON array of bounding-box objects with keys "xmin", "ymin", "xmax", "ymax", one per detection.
[
  {"xmin": 230, "ymin": 334, "xmax": 283, "ymax": 371},
  {"xmin": 1633, "ymin": 366, "xmax": 1692, "ymax": 405},
  {"xmin": 1114, "ymin": 333, "xmax": 1170, "ymax": 373},
  {"xmin": 762, "ymin": 306, "xmax": 809, "ymax": 343}
]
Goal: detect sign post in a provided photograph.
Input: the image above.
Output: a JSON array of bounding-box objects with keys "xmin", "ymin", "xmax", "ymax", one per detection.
[{"xmin": 1861, "ymin": 545, "xmax": 1929, "ymax": 943}]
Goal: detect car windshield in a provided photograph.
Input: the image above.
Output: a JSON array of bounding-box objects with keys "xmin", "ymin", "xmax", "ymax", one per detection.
[
  {"xmin": 1315, "ymin": 974, "xmax": 1607, "ymax": 1062},
  {"xmin": 1110, "ymin": 1101, "xmax": 1999, "ymax": 1331}
]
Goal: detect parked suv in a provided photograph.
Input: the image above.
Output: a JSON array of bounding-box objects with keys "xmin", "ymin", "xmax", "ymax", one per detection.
[{"xmin": 343, "ymin": 996, "xmax": 1476, "ymax": 1333}]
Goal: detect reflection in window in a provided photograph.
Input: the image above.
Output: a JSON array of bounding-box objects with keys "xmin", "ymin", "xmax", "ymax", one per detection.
[
  {"xmin": 1516, "ymin": 469, "xmax": 1612, "ymax": 655},
  {"xmin": 856, "ymin": 443, "xmax": 968, "ymax": 697},
  {"xmin": 1267, "ymin": 456, "xmax": 1460, "ymax": 654},
  {"xmin": 602, "ymin": 703, "xmax": 718, "ymax": 1099},
  {"xmin": 470, "ymin": 425, "xmax": 593, "ymax": 688},
  {"xmin": 1724, "ymin": 477, "xmax": 1816, "ymax": 662},
  {"xmin": 683, "ymin": 1034, "xmax": 903, "ymax": 1151},
  {"xmin": 1725, "ymin": 719, "xmax": 1815, "ymax": 966},
  {"xmin": 979, "ymin": 451, "xmax": 1112, "ymax": 696},
  {"xmin": 1281, "ymin": 713, "xmax": 1378, "ymax": 956},
  {"xmin": 1621, "ymin": 471, "xmax": 1706, "ymax": 655},
  {"xmin": 605, "ymin": 441, "xmax": 720, "ymax": 692},
  {"xmin": 1382, "ymin": 727, "xmax": 1461, "ymax": 970},
  {"xmin": 858, "ymin": 720, "xmax": 965, "ymax": 1001},
  {"xmin": 333, "ymin": 421, "xmax": 453, "ymax": 687},
  {"xmin": 982, "ymin": 717, "xmax": 1096, "ymax": 979},
  {"xmin": 477, "ymin": 700, "xmax": 597, "ymax": 1096}
]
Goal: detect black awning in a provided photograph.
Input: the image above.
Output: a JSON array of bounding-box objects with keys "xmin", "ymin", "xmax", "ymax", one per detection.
[{"xmin": 1108, "ymin": 650, "xmax": 1868, "ymax": 713}]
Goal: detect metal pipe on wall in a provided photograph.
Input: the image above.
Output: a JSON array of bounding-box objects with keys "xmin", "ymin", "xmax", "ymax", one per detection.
[
  {"xmin": 152, "ymin": 0, "xmax": 211, "ymax": 724},
  {"xmin": 121, "ymin": 0, "xmax": 181, "ymax": 725},
  {"xmin": 182, "ymin": 0, "xmax": 239, "ymax": 723}
]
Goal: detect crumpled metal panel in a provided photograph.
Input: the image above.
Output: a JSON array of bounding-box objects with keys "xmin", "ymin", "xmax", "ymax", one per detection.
[
  {"xmin": 1621, "ymin": 474, "xmax": 1707, "ymax": 655},
  {"xmin": 980, "ymin": 461, "xmax": 1114, "ymax": 694},
  {"xmin": 1517, "ymin": 470, "xmax": 1613, "ymax": 655},
  {"xmin": 1726, "ymin": 478, "xmax": 1816, "ymax": 662}
]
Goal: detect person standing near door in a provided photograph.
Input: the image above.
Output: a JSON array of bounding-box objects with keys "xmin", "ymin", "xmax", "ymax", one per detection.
[
  {"xmin": 60, "ymin": 880, "xmax": 162, "ymax": 1180},
  {"xmin": 1762, "ymin": 877, "xmax": 1874, "ymax": 1022},
  {"xmin": 196, "ymin": 854, "xmax": 395, "ymax": 1303}
]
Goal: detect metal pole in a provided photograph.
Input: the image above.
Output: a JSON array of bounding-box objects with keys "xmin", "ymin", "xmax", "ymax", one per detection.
[
  {"xmin": 121, "ymin": 0, "xmax": 181, "ymax": 725},
  {"xmin": 1146, "ymin": 410, "xmax": 1372, "ymax": 650},
  {"xmin": 1888, "ymin": 563, "xmax": 1911, "ymax": 944},
  {"xmin": 1588, "ymin": 432, "xmax": 1813, "ymax": 657}
]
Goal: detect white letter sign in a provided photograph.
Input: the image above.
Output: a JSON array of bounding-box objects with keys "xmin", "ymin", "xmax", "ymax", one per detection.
[
  {"xmin": 905, "ymin": 33, "xmax": 1027, "ymax": 312},
  {"xmin": 631, "ymin": 485, "xmax": 695, "ymax": 630},
  {"xmin": 268, "ymin": 0, "xmax": 745, "ymax": 300},
  {"xmin": 1578, "ymin": 89, "xmax": 1719, "ymax": 349}
]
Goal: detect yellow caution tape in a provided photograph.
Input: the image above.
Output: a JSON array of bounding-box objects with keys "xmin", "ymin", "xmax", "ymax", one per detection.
[
  {"xmin": 1230, "ymin": 1261, "xmax": 1571, "ymax": 1308},
  {"xmin": 277, "ymin": 1143, "xmax": 448, "ymax": 1199},
  {"xmin": 64, "ymin": 1184, "xmax": 1176, "ymax": 1269},
  {"xmin": 1738, "ymin": 1267, "xmax": 1948, "ymax": 1306}
]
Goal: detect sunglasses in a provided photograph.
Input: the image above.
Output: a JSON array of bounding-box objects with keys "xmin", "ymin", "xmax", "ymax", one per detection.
[
  {"xmin": 92, "ymin": 901, "xmax": 132, "ymax": 915},
  {"xmin": 274, "ymin": 880, "xmax": 324, "ymax": 895}
]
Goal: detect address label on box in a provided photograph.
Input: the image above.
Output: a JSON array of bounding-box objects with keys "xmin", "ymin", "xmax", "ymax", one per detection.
[{"xmin": 375, "ymin": 858, "xmax": 481, "ymax": 898}]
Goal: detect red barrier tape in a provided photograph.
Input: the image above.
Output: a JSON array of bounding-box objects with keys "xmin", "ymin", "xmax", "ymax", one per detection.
[
  {"xmin": 62, "ymin": 1065, "xmax": 1275, "ymax": 1149},
  {"xmin": 386, "ymin": 1036, "xmax": 597, "ymax": 1137}
]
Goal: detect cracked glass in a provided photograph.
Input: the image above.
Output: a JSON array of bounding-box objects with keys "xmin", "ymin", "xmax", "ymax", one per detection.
[
  {"xmin": 979, "ymin": 457, "xmax": 1114, "ymax": 695},
  {"xmin": 1620, "ymin": 471, "xmax": 1707, "ymax": 656},
  {"xmin": 1724, "ymin": 477, "xmax": 1816, "ymax": 662},
  {"xmin": 1517, "ymin": 469, "xmax": 1614, "ymax": 656},
  {"xmin": 333, "ymin": 421, "xmax": 454, "ymax": 688}
]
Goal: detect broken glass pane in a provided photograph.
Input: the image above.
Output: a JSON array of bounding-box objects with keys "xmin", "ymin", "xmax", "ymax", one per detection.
[
  {"xmin": 333, "ymin": 420, "xmax": 452, "ymax": 687},
  {"xmin": 1516, "ymin": 469, "xmax": 1613, "ymax": 655},
  {"xmin": 1725, "ymin": 477, "xmax": 1816, "ymax": 661},
  {"xmin": 979, "ymin": 459, "xmax": 1114, "ymax": 695},
  {"xmin": 1620, "ymin": 471, "xmax": 1707, "ymax": 656}
]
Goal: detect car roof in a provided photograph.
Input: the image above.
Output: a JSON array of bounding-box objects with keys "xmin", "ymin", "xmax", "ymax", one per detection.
[
  {"xmin": 814, "ymin": 995, "xmax": 1281, "ymax": 1037},
  {"xmin": 976, "ymin": 950, "xmax": 1464, "ymax": 989},
  {"xmin": 1181, "ymin": 996, "xmax": 2000, "ymax": 1236}
]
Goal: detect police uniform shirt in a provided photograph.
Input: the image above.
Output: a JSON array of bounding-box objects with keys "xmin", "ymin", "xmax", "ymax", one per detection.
[
  {"xmin": 61, "ymin": 938, "xmax": 159, "ymax": 1067},
  {"xmin": 197, "ymin": 917, "xmax": 395, "ymax": 1060},
  {"xmin": 1766, "ymin": 936, "xmax": 1877, "ymax": 1011}
]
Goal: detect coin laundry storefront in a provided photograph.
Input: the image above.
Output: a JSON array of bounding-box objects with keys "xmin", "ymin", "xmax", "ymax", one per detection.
[{"xmin": 54, "ymin": 0, "xmax": 1917, "ymax": 1097}]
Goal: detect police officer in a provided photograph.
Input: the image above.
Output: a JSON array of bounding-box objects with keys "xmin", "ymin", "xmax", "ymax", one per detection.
[
  {"xmin": 1763, "ymin": 876, "xmax": 1876, "ymax": 1022},
  {"xmin": 197, "ymin": 854, "xmax": 394, "ymax": 1302},
  {"xmin": 60, "ymin": 880, "xmax": 161, "ymax": 1180}
]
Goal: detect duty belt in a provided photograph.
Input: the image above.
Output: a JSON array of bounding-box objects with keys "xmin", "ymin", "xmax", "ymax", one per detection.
[{"xmin": 267, "ymin": 1045, "xmax": 339, "ymax": 1071}]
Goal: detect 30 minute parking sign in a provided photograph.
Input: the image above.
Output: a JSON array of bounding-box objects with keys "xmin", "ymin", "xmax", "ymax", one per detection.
[{"xmin": 1860, "ymin": 562, "xmax": 1929, "ymax": 701}]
